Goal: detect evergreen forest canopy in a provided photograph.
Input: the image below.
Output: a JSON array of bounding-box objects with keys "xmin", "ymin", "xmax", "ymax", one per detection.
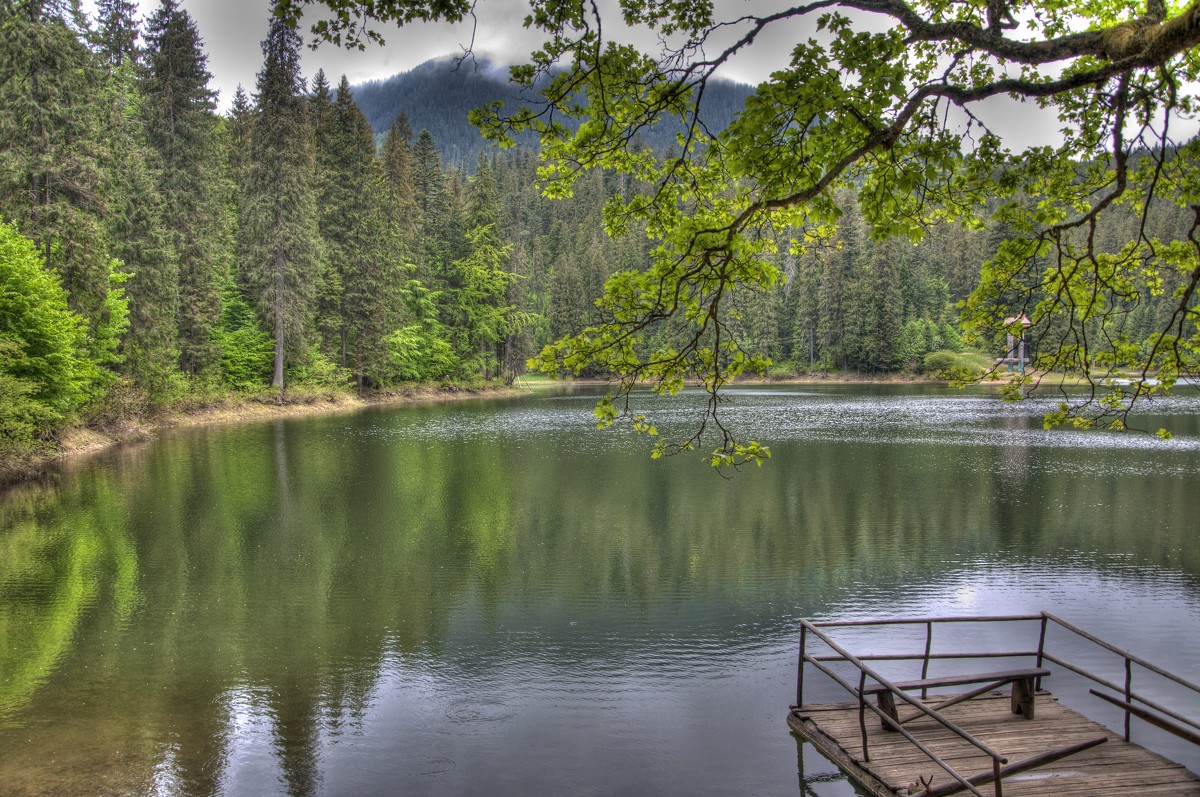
[
  {"xmin": 350, "ymin": 56, "xmax": 756, "ymax": 168},
  {"xmin": 276, "ymin": 0, "xmax": 1200, "ymax": 464},
  {"xmin": 1, "ymin": 0, "xmax": 1198, "ymax": 467}
]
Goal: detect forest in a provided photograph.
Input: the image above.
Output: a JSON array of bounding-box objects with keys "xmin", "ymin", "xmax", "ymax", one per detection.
[{"xmin": 1, "ymin": 0, "xmax": 1194, "ymax": 464}]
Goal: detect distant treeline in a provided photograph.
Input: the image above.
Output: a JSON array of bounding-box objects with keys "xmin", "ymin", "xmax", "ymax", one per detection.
[{"xmin": 351, "ymin": 57, "xmax": 756, "ymax": 169}]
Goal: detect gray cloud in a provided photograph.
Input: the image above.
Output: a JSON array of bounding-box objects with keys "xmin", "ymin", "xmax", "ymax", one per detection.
[{"xmin": 88, "ymin": 0, "xmax": 1166, "ymax": 151}]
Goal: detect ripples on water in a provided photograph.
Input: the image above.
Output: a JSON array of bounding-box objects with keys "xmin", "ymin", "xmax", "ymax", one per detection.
[{"xmin": 354, "ymin": 387, "xmax": 1200, "ymax": 462}]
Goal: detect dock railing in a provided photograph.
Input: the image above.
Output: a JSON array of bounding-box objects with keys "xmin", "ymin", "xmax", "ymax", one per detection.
[
  {"xmin": 1036, "ymin": 611, "xmax": 1200, "ymax": 747},
  {"xmin": 795, "ymin": 612, "xmax": 1200, "ymax": 797}
]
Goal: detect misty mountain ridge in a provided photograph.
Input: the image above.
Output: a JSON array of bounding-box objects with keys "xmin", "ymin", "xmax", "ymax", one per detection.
[{"xmin": 351, "ymin": 55, "xmax": 756, "ymax": 169}]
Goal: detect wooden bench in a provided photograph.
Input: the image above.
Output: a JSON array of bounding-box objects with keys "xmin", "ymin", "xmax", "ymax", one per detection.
[{"xmin": 861, "ymin": 667, "xmax": 1050, "ymax": 730}]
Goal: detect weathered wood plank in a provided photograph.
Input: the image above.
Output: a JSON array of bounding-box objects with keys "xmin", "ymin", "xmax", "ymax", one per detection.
[{"xmin": 790, "ymin": 691, "xmax": 1200, "ymax": 797}]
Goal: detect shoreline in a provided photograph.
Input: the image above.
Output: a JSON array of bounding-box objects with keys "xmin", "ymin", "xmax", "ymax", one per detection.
[
  {"xmin": 0, "ymin": 372, "xmax": 1016, "ymax": 490},
  {"xmin": 0, "ymin": 383, "xmax": 523, "ymax": 490}
]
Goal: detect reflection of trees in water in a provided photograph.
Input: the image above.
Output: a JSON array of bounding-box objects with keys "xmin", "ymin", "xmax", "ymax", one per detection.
[
  {"xmin": 998, "ymin": 410, "xmax": 1032, "ymax": 478},
  {"xmin": 0, "ymin": 406, "xmax": 1197, "ymax": 794},
  {"xmin": 0, "ymin": 478, "xmax": 139, "ymax": 718}
]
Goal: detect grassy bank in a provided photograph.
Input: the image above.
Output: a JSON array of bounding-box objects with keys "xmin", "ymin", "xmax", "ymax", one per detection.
[{"xmin": 0, "ymin": 383, "xmax": 522, "ymax": 490}]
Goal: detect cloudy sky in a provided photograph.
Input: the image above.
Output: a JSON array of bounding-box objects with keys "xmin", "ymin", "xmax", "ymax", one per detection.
[
  {"xmin": 83, "ymin": 0, "xmax": 534, "ymax": 108},
  {"xmin": 83, "ymin": 0, "xmax": 1078, "ymax": 147},
  {"xmin": 88, "ymin": 0, "xmax": 814, "ymax": 110}
]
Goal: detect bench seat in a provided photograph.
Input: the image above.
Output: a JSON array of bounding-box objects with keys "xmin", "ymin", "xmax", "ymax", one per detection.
[{"xmin": 862, "ymin": 667, "xmax": 1050, "ymax": 729}]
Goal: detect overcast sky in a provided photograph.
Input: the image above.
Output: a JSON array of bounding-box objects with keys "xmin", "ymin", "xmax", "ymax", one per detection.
[
  {"xmin": 81, "ymin": 0, "xmax": 1078, "ymax": 148},
  {"xmin": 82, "ymin": 0, "xmax": 536, "ymax": 108},
  {"xmin": 86, "ymin": 0, "xmax": 882, "ymax": 106}
]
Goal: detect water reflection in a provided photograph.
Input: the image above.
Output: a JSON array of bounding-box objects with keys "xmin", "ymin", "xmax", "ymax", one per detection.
[{"xmin": 0, "ymin": 386, "xmax": 1198, "ymax": 795}]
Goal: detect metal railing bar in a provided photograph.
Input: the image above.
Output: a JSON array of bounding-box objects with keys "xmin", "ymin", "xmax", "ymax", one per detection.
[
  {"xmin": 1090, "ymin": 690, "xmax": 1200, "ymax": 747},
  {"xmin": 921, "ymin": 736, "xmax": 1108, "ymax": 797},
  {"xmin": 922, "ymin": 621, "xmax": 934, "ymax": 700},
  {"xmin": 797, "ymin": 625, "xmax": 808, "ymax": 706},
  {"xmin": 1042, "ymin": 612, "xmax": 1200, "ymax": 694},
  {"xmin": 800, "ymin": 656, "xmax": 993, "ymax": 797},
  {"xmin": 800, "ymin": 622, "xmax": 1009, "ymax": 763},
  {"xmin": 1038, "ymin": 652, "xmax": 1200, "ymax": 734},
  {"xmin": 811, "ymin": 651, "xmax": 1039, "ymax": 663},
  {"xmin": 814, "ymin": 615, "xmax": 1042, "ymax": 628}
]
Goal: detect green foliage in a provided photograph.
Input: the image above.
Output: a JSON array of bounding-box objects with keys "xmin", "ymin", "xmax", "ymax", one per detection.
[
  {"xmin": 142, "ymin": 0, "xmax": 227, "ymax": 379},
  {"xmin": 214, "ymin": 284, "xmax": 273, "ymax": 391},
  {"xmin": 287, "ymin": 343, "xmax": 352, "ymax": 390},
  {"xmin": 12, "ymin": 0, "xmax": 1200, "ymax": 467},
  {"xmin": 922, "ymin": 350, "xmax": 977, "ymax": 380},
  {"xmin": 388, "ymin": 280, "xmax": 457, "ymax": 381},
  {"xmin": 284, "ymin": 0, "xmax": 1200, "ymax": 454},
  {"xmin": 238, "ymin": 15, "xmax": 324, "ymax": 391},
  {"xmin": 0, "ymin": 364, "xmax": 59, "ymax": 460},
  {"xmin": 0, "ymin": 221, "xmax": 90, "ymax": 456},
  {"xmin": 0, "ymin": 1, "xmax": 113, "ymax": 327}
]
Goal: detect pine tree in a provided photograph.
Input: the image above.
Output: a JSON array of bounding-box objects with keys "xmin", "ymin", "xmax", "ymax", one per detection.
[
  {"xmin": 451, "ymin": 156, "xmax": 505, "ymax": 376},
  {"xmin": 94, "ymin": 0, "xmax": 139, "ymax": 66},
  {"xmin": 861, "ymin": 236, "xmax": 905, "ymax": 372},
  {"xmin": 379, "ymin": 113, "xmax": 420, "ymax": 323},
  {"xmin": 141, "ymin": 0, "xmax": 226, "ymax": 379},
  {"xmin": 0, "ymin": 0, "xmax": 114, "ymax": 330},
  {"xmin": 818, "ymin": 195, "xmax": 864, "ymax": 370},
  {"xmin": 309, "ymin": 69, "xmax": 343, "ymax": 359},
  {"xmin": 333, "ymin": 76, "xmax": 394, "ymax": 386},
  {"xmin": 381, "ymin": 113, "xmax": 419, "ymax": 245},
  {"xmin": 103, "ymin": 60, "xmax": 180, "ymax": 402},
  {"xmin": 238, "ymin": 15, "xmax": 322, "ymax": 391},
  {"xmin": 310, "ymin": 74, "xmax": 395, "ymax": 386},
  {"xmin": 225, "ymin": 84, "xmax": 255, "ymax": 217},
  {"xmin": 411, "ymin": 128, "xmax": 453, "ymax": 287}
]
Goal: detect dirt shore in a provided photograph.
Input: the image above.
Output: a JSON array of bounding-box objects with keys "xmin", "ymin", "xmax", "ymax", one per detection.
[
  {"xmin": 1, "ymin": 373, "xmax": 1017, "ymax": 489},
  {"xmin": 0, "ymin": 384, "xmax": 522, "ymax": 489}
]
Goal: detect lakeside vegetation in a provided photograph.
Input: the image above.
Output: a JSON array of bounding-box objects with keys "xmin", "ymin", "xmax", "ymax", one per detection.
[{"xmin": 3, "ymin": 0, "xmax": 1198, "ymax": 471}]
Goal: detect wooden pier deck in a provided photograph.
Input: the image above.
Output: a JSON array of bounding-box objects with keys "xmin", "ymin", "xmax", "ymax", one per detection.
[{"xmin": 789, "ymin": 690, "xmax": 1200, "ymax": 796}]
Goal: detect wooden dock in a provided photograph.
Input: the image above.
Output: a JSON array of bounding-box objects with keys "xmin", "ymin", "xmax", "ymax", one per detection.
[
  {"xmin": 791, "ymin": 613, "xmax": 1200, "ymax": 797},
  {"xmin": 789, "ymin": 690, "xmax": 1200, "ymax": 796}
]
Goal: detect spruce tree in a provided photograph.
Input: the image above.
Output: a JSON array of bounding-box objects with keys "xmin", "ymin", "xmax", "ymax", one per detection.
[
  {"xmin": 312, "ymin": 72, "xmax": 394, "ymax": 381},
  {"xmin": 381, "ymin": 113, "xmax": 419, "ymax": 256},
  {"xmin": 411, "ymin": 128, "xmax": 451, "ymax": 286},
  {"xmin": 225, "ymin": 84, "xmax": 254, "ymax": 201},
  {"xmin": 103, "ymin": 60, "xmax": 180, "ymax": 402},
  {"xmin": 308, "ymin": 69, "xmax": 344, "ymax": 360},
  {"xmin": 0, "ymin": 0, "xmax": 114, "ymax": 329},
  {"xmin": 332, "ymin": 76, "xmax": 394, "ymax": 386},
  {"xmin": 238, "ymin": 15, "xmax": 322, "ymax": 391},
  {"xmin": 94, "ymin": 0, "xmax": 139, "ymax": 67},
  {"xmin": 141, "ymin": 0, "xmax": 226, "ymax": 379}
]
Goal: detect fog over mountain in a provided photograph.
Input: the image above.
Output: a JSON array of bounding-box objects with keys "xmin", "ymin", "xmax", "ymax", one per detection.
[{"xmin": 352, "ymin": 56, "xmax": 756, "ymax": 169}]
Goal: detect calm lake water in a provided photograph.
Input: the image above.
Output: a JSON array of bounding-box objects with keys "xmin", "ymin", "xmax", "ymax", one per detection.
[{"xmin": 2, "ymin": 384, "xmax": 1199, "ymax": 796}]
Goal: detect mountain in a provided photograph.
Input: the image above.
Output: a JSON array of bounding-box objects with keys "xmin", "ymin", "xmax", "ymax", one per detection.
[{"xmin": 351, "ymin": 56, "xmax": 756, "ymax": 168}]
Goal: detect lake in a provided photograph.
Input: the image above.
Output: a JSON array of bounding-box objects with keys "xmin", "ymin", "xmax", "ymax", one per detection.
[{"xmin": 1, "ymin": 384, "xmax": 1199, "ymax": 796}]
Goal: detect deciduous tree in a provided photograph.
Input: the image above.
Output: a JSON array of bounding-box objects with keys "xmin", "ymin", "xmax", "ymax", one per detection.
[{"xmin": 281, "ymin": 0, "xmax": 1200, "ymax": 459}]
